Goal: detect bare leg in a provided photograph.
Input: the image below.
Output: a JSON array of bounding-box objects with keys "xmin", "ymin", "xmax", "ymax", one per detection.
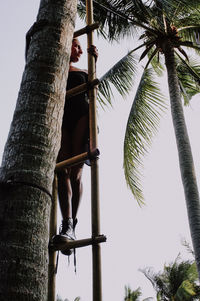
[
  {"xmin": 57, "ymin": 170, "xmax": 72, "ymax": 219},
  {"xmin": 71, "ymin": 114, "xmax": 89, "ymax": 220},
  {"xmin": 57, "ymin": 129, "xmax": 72, "ymax": 220},
  {"xmin": 71, "ymin": 166, "xmax": 84, "ymax": 220}
]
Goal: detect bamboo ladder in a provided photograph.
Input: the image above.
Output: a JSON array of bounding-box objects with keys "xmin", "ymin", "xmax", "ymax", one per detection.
[{"xmin": 48, "ymin": 1, "xmax": 106, "ymax": 301}]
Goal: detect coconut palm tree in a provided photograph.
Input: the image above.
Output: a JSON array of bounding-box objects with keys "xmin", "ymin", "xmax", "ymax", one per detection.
[
  {"xmin": 78, "ymin": 0, "xmax": 200, "ymax": 277},
  {"xmin": 141, "ymin": 257, "xmax": 200, "ymax": 301},
  {"xmin": 0, "ymin": 1, "xmax": 77, "ymax": 300}
]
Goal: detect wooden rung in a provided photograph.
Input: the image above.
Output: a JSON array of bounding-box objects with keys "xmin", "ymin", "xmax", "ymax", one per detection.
[
  {"xmin": 65, "ymin": 78, "xmax": 99, "ymax": 99},
  {"xmin": 49, "ymin": 235, "xmax": 106, "ymax": 251},
  {"xmin": 55, "ymin": 148, "xmax": 99, "ymax": 172},
  {"xmin": 74, "ymin": 23, "xmax": 99, "ymax": 38}
]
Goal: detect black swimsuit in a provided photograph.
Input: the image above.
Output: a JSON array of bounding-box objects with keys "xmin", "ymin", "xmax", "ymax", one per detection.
[{"xmin": 62, "ymin": 71, "xmax": 89, "ymax": 132}]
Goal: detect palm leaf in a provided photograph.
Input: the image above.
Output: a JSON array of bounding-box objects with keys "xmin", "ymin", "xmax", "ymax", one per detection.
[
  {"xmin": 185, "ymin": 262, "xmax": 198, "ymax": 282},
  {"xmin": 147, "ymin": 46, "xmax": 164, "ymax": 76},
  {"xmin": 78, "ymin": 0, "xmax": 135, "ymax": 41},
  {"xmin": 124, "ymin": 286, "xmax": 142, "ymax": 301},
  {"xmin": 178, "ymin": 25, "xmax": 200, "ymax": 46},
  {"xmin": 141, "ymin": 258, "xmax": 200, "ymax": 301},
  {"xmin": 98, "ymin": 51, "xmax": 137, "ymax": 107},
  {"xmin": 175, "ymin": 54, "xmax": 200, "ymax": 104},
  {"xmin": 78, "ymin": 0, "xmax": 158, "ymax": 41},
  {"xmin": 144, "ymin": 47, "xmax": 160, "ymax": 70},
  {"xmin": 175, "ymin": 280, "xmax": 197, "ymax": 300},
  {"xmin": 130, "ymin": 0, "xmax": 154, "ymax": 25},
  {"xmin": 179, "ymin": 41, "xmax": 200, "ymax": 57},
  {"xmin": 139, "ymin": 43, "xmax": 155, "ymax": 61},
  {"xmin": 164, "ymin": 0, "xmax": 200, "ymax": 15},
  {"xmin": 123, "ymin": 68, "xmax": 165, "ymax": 205}
]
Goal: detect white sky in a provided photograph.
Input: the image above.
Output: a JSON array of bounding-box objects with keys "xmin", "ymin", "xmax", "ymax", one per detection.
[{"xmin": 1, "ymin": 1, "xmax": 200, "ymax": 301}]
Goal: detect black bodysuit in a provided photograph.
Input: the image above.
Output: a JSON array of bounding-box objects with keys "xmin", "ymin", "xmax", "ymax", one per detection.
[{"xmin": 62, "ymin": 71, "xmax": 89, "ymax": 132}]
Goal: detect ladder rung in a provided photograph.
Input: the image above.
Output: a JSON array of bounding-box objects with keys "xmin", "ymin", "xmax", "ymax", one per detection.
[
  {"xmin": 49, "ymin": 235, "xmax": 106, "ymax": 251},
  {"xmin": 74, "ymin": 23, "xmax": 99, "ymax": 38},
  {"xmin": 66, "ymin": 78, "xmax": 99, "ymax": 99},
  {"xmin": 55, "ymin": 148, "xmax": 100, "ymax": 172}
]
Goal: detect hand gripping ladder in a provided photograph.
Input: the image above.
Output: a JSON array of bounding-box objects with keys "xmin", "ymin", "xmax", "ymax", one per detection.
[{"xmin": 48, "ymin": 1, "xmax": 106, "ymax": 301}]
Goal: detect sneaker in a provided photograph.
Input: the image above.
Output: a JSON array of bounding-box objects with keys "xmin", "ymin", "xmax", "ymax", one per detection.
[{"xmin": 52, "ymin": 218, "xmax": 75, "ymax": 255}]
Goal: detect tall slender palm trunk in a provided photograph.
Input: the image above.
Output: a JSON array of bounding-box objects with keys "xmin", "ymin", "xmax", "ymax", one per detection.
[
  {"xmin": 0, "ymin": 0, "xmax": 77, "ymax": 300},
  {"xmin": 164, "ymin": 44, "xmax": 200, "ymax": 278}
]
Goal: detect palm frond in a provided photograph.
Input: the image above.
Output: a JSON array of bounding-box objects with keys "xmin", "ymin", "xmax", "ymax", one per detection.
[
  {"xmin": 124, "ymin": 286, "xmax": 142, "ymax": 301},
  {"xmin": 144, "ymin": 47, "xmax": 160, "ymax": 70},
  {"xmin": 175, "ymin": 53, "xmax": 200, "ymax": 104},
  {"xmin": 177, "ymin": 47, "xmax": 188, "ymax": 61},
  {"xmin": 139, "ymin": 43, "xmax": 155, "ymax": 61},
  {"xmin": 98, "ymin": 51, "xmax": 137, "ymax": 107},
  {"xmin": 186, "ymin": 262, "xmax": 198, "ymax": 282},
  {"xmin": 179, "ymin": 41, "xmax": 200, "ymax": 56},
  {"xmin": 147, "ymin": 46, "xmax": 164, "ymax": 76},
  {"xmin": 141, "ymin": 258, "xmax": 200, "ymax": 301},
  {"xmin": 78, "ymin": 0, "xmax": 159, "ymax": 41},
  {"xmin": 130, "ymin": 0, "xmax": 154, "ymax": 25},
  {"xmin": 123, "ymin": 68, "xmax": 166, "ymax": 205},
  {"xmin": 153, "ymin": 0, "xmax": 200, "ymax": 30},
  {"xmin": 178, "ymin": 25, "xmax": 200, "ymax": 45},
  {"xmin": 164, "ymin": 0, "xmax": 200, "ymax": 15},
  {"xmin": 78, "ymin": 0, "xmax": 135, "ymax": 41},
  {"xmin": 175, "ymin": 280, "xmax": 197, "ymax": 300}
]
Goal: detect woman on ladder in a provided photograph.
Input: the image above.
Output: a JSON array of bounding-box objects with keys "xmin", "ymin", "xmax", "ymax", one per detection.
[{"xmin": 53, "ymin": 38, "xmax": 98, "ymax": 256}]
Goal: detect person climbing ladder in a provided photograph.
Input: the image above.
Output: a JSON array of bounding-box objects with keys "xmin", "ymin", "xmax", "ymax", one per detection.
[{"xmin": 52, "ymin": 38, "xmax": 98, "ymax": 255}]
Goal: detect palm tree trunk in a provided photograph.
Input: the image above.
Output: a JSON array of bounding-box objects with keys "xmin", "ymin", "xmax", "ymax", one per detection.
[
  {"xmin": 0, "ymin": 0, "xmax": 77, "ymax": 300},
  {"xmin": 164, "ymin": 44, "xmax": 200, "ymax": 278}
]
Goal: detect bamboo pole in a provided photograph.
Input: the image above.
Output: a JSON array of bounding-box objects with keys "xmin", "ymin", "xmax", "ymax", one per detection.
[
  {"xmin": 48, "ymin": 175, "xmax": 58, "ymax": 301},
  {"xmin": 55, "ymin": 148, "xmax": 99, "ymax": 172},
  {"xmin": 65, "ymin": 78, "xmax": 99, "ymax": 99},
  {"xmin": 49, "ymin": 235, "xmax": 106, "ymax": 251},
  {"xmin": 74, "ymin": 23, "xmax": 99, "ymax": 38},
  {"xmin": 86, "ymin": 0, "xmax": 103, "ymax": 300}
]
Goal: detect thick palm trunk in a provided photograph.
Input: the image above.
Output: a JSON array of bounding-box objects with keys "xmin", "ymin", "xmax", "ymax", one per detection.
[
  {"xmin": 164, "ymin": 44, "xmax": 200, "ymax": 278},
  {"xmin": 0, "ymin": 0, "xmax": 77, "ymax": 300}
]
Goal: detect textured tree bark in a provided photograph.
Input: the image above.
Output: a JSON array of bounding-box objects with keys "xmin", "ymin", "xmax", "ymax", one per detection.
[
  {"xmin": 0, "ymin": 0, "xmax": 77, "ymax": 300},
  {"xmin": 164, "ymin": 44, "xmax": 200, "ymax": 279}
]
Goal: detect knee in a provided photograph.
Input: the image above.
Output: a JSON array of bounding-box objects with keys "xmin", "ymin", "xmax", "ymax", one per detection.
[
  {"xmin": 70, "ymin": 170, "xmax": 83, "ymax": 187},
  {"xmin": 57, "ymin": 169, "xmax": 71, "ymax": 189}
]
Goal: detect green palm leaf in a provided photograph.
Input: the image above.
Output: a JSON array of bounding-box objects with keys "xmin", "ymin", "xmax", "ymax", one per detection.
[
  {"xmin": 78, "ymin": 0, "xmax": 135, "ymax": 41},
  {"xmin": 175, "ymin": 280, "xmax": 197, "ymax": 300},
  {"xmin": 147, "ymin": 46, "xmax": 164, "ymax": 76},
  {"xmin": 123, "ymin": 68, "xmax": 165, "ymax": 205},
  {"xmin": 141, "ymin": 258, "xmax": 200, "ymax": 301},
  {"xmin": 186, "ymin": 262, "xmax": 199, "ymax": 282},
  {"xmin": 161, "ymin": 0, "xmax": 200, "ymax": 16},
  {"xmin": 179, "ymin": 41, "xmax": 200, "ymax": 57},
  {"xmin": 124, "ymin": 286, "xmax": 142, "ymax": 301},
  {"xmin": 176, "ymin": 55, "xmax": 200, "ymax": 104},
  {"xmin": 78, "ymin": 0, "xmax": 159, "ymax": 41},
  {"xmin": 98, "ymin": 51, "xmax": 137, "ymax": 107},
  {"xmin": 178, "ymin": 25, "xmax": 200, "ymax": 44}
]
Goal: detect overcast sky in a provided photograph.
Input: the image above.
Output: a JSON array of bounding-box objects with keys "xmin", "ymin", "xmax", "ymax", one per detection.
[{"xmin": 1, "ymin": 1, "xmax": 200, "ymax": 301}]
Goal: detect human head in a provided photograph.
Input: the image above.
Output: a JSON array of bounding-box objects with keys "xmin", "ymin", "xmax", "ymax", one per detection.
[{"xmin": 70, "ymin": 38, "xmax": 83, "ymax": 63}]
